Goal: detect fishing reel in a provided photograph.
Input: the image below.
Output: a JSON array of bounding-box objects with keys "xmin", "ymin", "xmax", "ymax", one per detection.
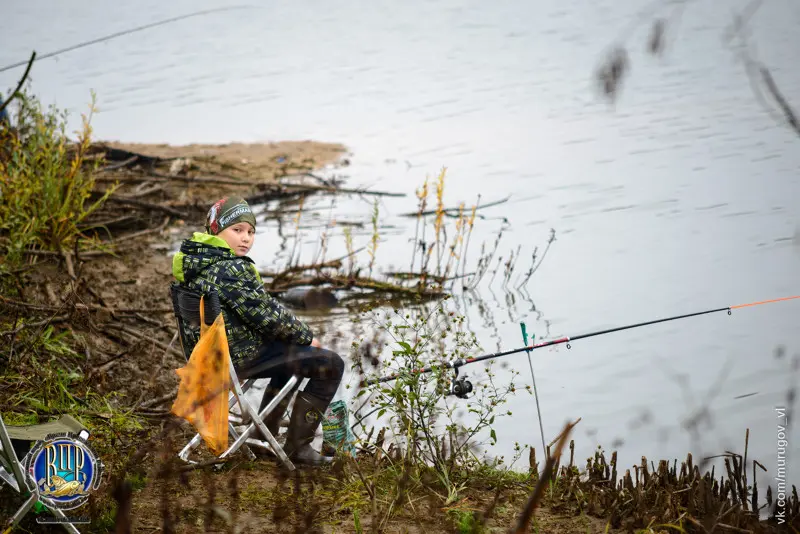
[{"xmin": 449, "ymin": 368, "xmax": 473, "ymax": 399}]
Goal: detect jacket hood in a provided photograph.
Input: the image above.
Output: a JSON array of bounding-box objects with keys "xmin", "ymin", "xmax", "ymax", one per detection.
[{"xmin": 172, "ymin": 232, "xmax": 262, "ymax": 284}]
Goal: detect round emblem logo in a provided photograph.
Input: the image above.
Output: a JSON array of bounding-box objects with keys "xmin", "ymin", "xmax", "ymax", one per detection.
[{"xmin": 24, "ymin": 432, "xmax": 104, "ymax": 511}]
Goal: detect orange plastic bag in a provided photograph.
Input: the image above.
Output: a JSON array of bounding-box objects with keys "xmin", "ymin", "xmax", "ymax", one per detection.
[{"xmin": 170, "ymin": 296, "xmax": 232, "ymax": 455}]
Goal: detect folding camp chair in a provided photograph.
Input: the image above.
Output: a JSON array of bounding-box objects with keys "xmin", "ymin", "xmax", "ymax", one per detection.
[
  {"xmin": 169, "ymin": 283, "xmax": 300, "ymax": 471},
  {"xmin": 0, "ymin": 413, "xmax": 87, "ymax": 533}
]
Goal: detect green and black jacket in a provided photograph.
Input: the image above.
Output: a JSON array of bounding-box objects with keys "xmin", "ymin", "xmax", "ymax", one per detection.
[{"xmin": 172, "ymin": 232, "xmax": 313, "ymax": 367}]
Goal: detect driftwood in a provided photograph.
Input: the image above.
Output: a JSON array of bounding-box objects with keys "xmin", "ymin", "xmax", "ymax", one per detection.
[
  {"xmin": 278, "ymin": 181, "xmax": 405, "ymax": 198},
  {"xmin": 91, "ymin": 145, "xmax": 168, "ymax": 169},
  {"xmin": 96, "ymin": 155, "xmax": 139, "ymax": 173},
  {"xmin": 400, "ymin": 195, "xmax": 510, "ymax": 218},
  {"xmin": 267, "ymin": 274, "xmax": 445, "ymax": 297},
  {"xmin": 104, "ymin": 195, "xmax": 189, "ymax": 218},
  {"xmin": 260, "ymin": 258, "xmax": 343, "ymax": 279},
  {"xmin": 97, "ymin": 170, "xmax": 260, "ymax": 187}
]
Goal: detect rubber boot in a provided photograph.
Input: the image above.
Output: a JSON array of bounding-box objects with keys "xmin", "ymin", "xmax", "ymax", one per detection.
[
  {"xmin": 283, "ymin": 392, "xmax": 333, "ymax": 466},
  {"xmin": 259, "ymin": 385, "xmax": 296, "ymax": 436}
]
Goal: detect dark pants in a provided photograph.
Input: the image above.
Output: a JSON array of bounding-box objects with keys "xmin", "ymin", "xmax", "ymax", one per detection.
[{"xmin": 237, "ymin": 341, "xmax": 345, "ymax": 409}]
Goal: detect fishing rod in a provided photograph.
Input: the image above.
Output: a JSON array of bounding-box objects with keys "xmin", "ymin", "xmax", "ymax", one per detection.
[
  {"xmin": 0, "ymin": 6, "xmax": 253, "ymax": 74},
  {"xmin": 360, "ymin": 295, "xmax": 800, "ymax": 390}
]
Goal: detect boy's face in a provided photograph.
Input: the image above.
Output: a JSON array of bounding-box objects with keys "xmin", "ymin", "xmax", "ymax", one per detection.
[{"xmin": 217, "ymin": 222, "xmax": 255, "ymax": 256}]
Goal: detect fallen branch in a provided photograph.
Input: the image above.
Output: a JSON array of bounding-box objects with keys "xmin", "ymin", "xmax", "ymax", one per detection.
[
  {"xmin": 99, "ymin": 169, "xmax": 403, "ymax": 200},
  {"xmin": 280, "ymin": 182, "xmax": 405, "ymax": 198},
  {"xmin": 139, "ymin": 392, "xmax": 176, "ymax": 410},
  {"xmin": 267, "ymin": 275, "xmax": 446, "ymax": 297},
  {"xmin": 0, "ymin": 314, "xmax": 70, "ymax": 336},
  {"xmin": 105, "ymin": 169, "xmax": 265, "ymax": 187},
  {"xmin": 123, "ymin": 182, "xmax": 167, "ymax": 199},
  {"xmin": 104, "ymin": 196, "xmax": 188, "ymax": 218},
  {"xmin": 0, "ymin": 295, "xmax": 173, "ymax": 314},
  {"xmin": 280, "ymin": 170, "xmax": 337, "ymax": 187},
  {"xmin": 400, "ymin": 195, "xmax": 510, "ymax": 217},
  {"xmin": 79, "ymin": 214, "xmax": 143, "ymax": 230},
  {"xmin": 258, "ymin": 245, "xmax": 364, "ymax": 280},
  {"xmin": 259, "ymin": 258, "xmax": 343, "ymax": 279},
  {"xmin": 96, "ymin": 155, "xmax": 139, "ymax": 173},
  {"xmin": 384, "ymin": 271, "xmax": 476, "ymax": 283},
  {"xmin": 92, "ymin": 144, "xmax": 167, "ymax": 168},
  {"xmin": 244, "ymin": 187, "xmax": 302, "ymax": 205},
  {"xmin": 108, "ymin": 216, "xmax": 170, "ymax": 244},
  {"xmin": 88, "ymin": 348, "xmax": 132, "ymax": 378},
  {"xmin": 111, "ymin": 323, "xmax": 184, "ymax": 358},
  {"xmin": 131, "ymin": 330, "xmax": 180, "ymax": 410}
]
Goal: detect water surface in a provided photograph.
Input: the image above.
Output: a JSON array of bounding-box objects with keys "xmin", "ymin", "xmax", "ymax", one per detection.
[{"xmin": 3, "ymin": 0, "xmax": 799, "ymax": 493}]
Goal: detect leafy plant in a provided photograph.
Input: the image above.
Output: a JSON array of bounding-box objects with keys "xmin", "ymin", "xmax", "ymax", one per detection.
[
  {"xmin": 0, "ymin": 87, "xmax": 117, "ymax": 274},
  {"xmin": 352, "ymin": 299, "xmax": 525, "ymax": 505}
]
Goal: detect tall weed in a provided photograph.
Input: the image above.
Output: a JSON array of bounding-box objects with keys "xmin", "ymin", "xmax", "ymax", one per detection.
[{"xmin": 0, "ymin": 88, "xmax": 115, "ymax": 273}]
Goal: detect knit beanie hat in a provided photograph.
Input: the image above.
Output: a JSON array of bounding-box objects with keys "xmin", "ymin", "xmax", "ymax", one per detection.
[{"xmin": 205, "ymin": 196, "xmax": 257, "ymax": 235}]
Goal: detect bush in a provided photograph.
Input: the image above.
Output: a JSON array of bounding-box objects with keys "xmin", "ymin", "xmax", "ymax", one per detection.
[
  {"xmin": 351, "ymin": 298, "xmax": 528, "ymax": 505},
  {"xmin": 0, "ymin": 88, "xmax": 114, "ymax": 274}
]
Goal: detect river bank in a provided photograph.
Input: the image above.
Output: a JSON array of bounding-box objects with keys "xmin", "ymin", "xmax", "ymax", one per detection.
[{"xmin": 1, "ymin": 118, "xmax": 796, "ymax": 532}]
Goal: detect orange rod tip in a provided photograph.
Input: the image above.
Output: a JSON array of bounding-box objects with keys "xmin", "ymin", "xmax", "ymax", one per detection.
[{"xmin": 729, "ymin": 295, "xmax": 800, "ymax": 309}]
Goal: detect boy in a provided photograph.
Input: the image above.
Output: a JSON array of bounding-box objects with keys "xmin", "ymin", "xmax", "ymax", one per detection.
[{"xmin": 172, "ymin": 196, "xmax": 344, "ymax": 465}]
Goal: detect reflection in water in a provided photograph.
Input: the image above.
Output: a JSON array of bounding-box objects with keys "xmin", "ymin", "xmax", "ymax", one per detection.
[{"xmin": 343, "ymin": 280, "xmax": 554, "ymax": 440}]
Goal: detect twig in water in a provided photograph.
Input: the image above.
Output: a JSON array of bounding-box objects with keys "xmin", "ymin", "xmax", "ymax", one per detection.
[
  {"xmin": 282, "ymin": 182, "xmax": 405, "ymax": 197},
  {"xmin": 516, "ymin": 228, "xmax": 556, "ymax": 290},
  {"xmin": 399, "ymin": 195, "xmax": 509, "ymax": 217}
]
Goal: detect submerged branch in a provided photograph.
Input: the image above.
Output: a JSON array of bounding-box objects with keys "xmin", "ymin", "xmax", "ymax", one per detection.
[
  {"xmin": 266, "ymin": 274, "xmax": 446, "ymax": 298},
  {"xmin": 400, "ymin": 195, "xmax": 510, "ymax": 218}
]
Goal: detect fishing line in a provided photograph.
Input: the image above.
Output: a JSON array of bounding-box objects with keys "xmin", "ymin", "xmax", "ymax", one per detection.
[
  {"xmin": 361, "ymin": 294, "xmax": 800, "ymax": 386},
  {"xmin": 0, "ymin": 6, "xmax": 254, "ymax": 74},
  {"xmin": 349, "ymin": 294, "xmax": 799, "ymax": 449}
]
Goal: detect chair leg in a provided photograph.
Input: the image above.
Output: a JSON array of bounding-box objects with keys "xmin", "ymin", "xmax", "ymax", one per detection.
[
  {"xmin": 177, "ymin": 381, "xmax": 258, "ymax": 464},
  {"xmin": 178, "ymin": 420, "xmax": 256, "ymax": 464},
  {"xmin": 3, "ymin": 491, "xmax": 38, "ymax": 532},
  {"xmin": 220, "ymin": 376, "xmax": 299, "ymax": 471},
  {"xmin": 46, "ymin": 505, "xmax": 82, "ymax": 534},
  {"xmin": 174, "ymin": 367, "xmax": 297, "ymax": 469},
  {"xmin": 0, "ymin": 465, "xmax": 20, "ymax": 492},
  {"xmin": 228, "ymin": 421, "xmax": 257, "ymax": 461}
]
